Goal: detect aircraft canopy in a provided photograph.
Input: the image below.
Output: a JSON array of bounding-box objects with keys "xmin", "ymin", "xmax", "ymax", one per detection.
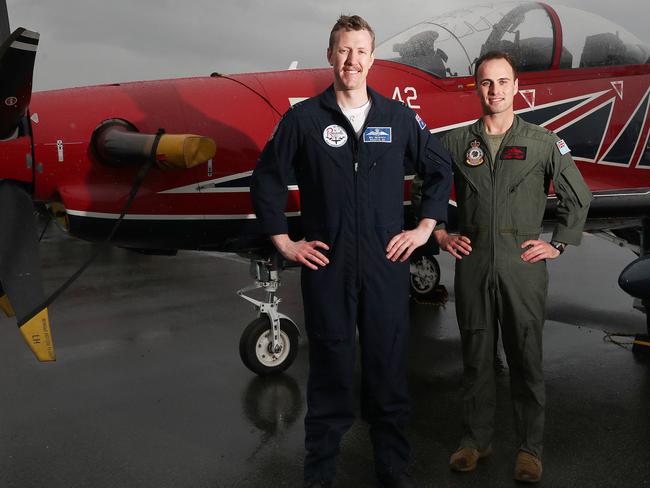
[{"xmin": 375, "ymin": 1, "xmax": 650, "ymax": 77}]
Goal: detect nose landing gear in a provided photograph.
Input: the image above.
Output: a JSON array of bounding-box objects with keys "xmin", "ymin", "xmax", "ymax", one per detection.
[{"xmin": 237, "ymin": 258, "xmax": 300, "ymax": 375}]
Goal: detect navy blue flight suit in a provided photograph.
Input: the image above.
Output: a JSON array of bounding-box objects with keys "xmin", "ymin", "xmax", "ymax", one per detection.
[{"xmin": 250, "ymin": 85, "xmax": 451, "ymax": 482}]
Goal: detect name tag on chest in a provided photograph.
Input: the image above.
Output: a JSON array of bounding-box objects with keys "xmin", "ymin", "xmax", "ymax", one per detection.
[
  {"xmin": 363, "ymin": 127, "xmax": 392, "ymax": 143},
  {"xmin": 500, "ymin": 146, "xmax": 527, "ymax": 160}
]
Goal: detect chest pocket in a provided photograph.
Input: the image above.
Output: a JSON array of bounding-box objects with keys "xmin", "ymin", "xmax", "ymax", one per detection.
[
  {"xmin": 368, "ymin": 142, "xmax": 405, "ymax": 227},
  {"xmin": 505, "ymin": 159, "xmax": 546, "ymax": 232},
  {"xmin": 453, "ymin": 161, "xmax": 490, "ymax": 229}
]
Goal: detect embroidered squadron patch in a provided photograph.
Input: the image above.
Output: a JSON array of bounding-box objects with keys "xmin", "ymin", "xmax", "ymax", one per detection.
[
  {"xmin": 556, "ymin": 139, "xmax": 571, "ymax": 155},
  {"xmin": 466, "ymin": 140, "xmax": 484, "ymax": 166},
  {"xmin": 363, "ymin": 127, "xmax": 392, "ymax": 143},
  {"xmin": 501, "ymin": 146, "xmax": 527, "ymax": 160},
  {"xmin": 323, "ymin": 124, "xmax": 348, "ymax": 147}
]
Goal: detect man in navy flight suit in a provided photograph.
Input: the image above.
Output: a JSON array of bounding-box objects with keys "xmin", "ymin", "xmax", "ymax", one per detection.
[{"xmin": 250, "ymin": 15, "xmax": 451, "ymax": 488}]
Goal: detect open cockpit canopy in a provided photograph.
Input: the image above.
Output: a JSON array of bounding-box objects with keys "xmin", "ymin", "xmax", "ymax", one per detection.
[{"xmin": 375, "ymin": 1, "xmax": 650, "ymax": 78}]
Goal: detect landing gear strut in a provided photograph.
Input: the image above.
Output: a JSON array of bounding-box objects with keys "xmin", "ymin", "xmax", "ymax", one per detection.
[{"xmin": 237, "ymin": 258, "xmax": 300, "ymax": 375}]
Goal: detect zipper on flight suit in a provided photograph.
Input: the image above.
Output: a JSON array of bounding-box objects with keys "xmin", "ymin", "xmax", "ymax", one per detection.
[
  {"xmin": 339, "ymin": 113, "xmax": 362, "ymax": 288},
  {"xmin": 352, "ymin": 136, "xmax": 360, "ymax": 286},
  {"xmin": 485, "ymin": 137, "xmax": 497, "ymax": 294},
  {"xmin": 485, "ymin": 131, "xmax": 511, "ymax": 294},
  {"xmin": 338, "ymin": 105, "xmax": 372, "ymax": 288},
  {"xmin": 353, "ymin": 123, "xmax": 371, "ymax": 287}
]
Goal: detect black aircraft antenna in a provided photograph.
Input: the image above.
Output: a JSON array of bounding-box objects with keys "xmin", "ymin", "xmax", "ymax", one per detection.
[{"xmin": 0, "ymin": 0, "xmax": 9, "ymax": 44}]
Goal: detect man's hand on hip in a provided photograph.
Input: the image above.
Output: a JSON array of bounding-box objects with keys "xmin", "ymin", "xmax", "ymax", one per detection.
[
  {"xmin": 520, "ymin": 239, "xmax": 560, "ymax": 263},
  {"xmin": 271, "ymin": 234, "xmax": 330, "ymax": 270},
  {"xmin": 434, "ymin": 229, "xmax": 472, "ymax": 260},
  {"xmin": 386, "ymin": 218, "xmax": 437, "ymax": 262}
]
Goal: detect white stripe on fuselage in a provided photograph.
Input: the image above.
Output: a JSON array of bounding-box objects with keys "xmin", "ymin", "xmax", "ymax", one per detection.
[{"xmin": 159, "ymin": 172, "xmax": 413, "ymax": 195}]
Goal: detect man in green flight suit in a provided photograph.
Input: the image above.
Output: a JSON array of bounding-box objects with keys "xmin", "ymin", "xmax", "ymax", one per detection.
[{"xmin": 431, "ymin": 51, "xmax": 592, "ymax": 483}]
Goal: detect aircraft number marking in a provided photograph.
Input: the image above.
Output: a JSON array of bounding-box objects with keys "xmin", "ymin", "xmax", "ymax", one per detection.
[{"xmin": 392, "ymin": 87, "xmax": 421, "ymax": 109}]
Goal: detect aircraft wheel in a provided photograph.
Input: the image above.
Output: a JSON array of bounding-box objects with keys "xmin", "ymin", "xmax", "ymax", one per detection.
[
  {"xmin": 239, "ymin": 317, "xmax": 299, "ymax": 376},
  {"xmin": 410, "ymin": 254, "xmax": 441, "ymax": 300}
]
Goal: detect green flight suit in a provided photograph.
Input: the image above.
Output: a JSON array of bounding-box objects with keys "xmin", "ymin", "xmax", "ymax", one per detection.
[{"xmin": 421, "ymin": 115, "xmax": 592, "ymax": 457}]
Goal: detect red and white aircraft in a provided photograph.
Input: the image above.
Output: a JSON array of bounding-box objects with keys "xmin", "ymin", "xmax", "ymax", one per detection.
[{"xmin": 1, "ymin": 1, "xmax": 649, "ymax": 373}]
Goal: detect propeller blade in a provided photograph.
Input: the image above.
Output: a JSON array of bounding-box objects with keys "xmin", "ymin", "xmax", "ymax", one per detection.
[
  {"xmin": 0, "ymin": 281, "xmax": 15, "ymax": 317},
  {"xmin": 618, "ymin": 255, "xmax": 650, "ymax": 300},
  {"xmin": 0, "ymin": 27, "xmax": 39, "ymax": 139},
  {"xmin": 0, "ymin": 0, "xmax": 9, "ymax": 43},
  {"xmin": 0, "ymin": 181, "xmax": 55, "ymax": 361}
]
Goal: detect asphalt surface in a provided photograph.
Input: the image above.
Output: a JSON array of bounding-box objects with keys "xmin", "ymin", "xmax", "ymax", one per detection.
[{"xmin": 1, "ymin": 228, "xmax": 649, "ymax": 488}]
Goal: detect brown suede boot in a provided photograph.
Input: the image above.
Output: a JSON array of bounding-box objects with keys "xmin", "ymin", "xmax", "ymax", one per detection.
[
  {"xmin": 514, "ymin": 451, "xmax": 542, "ymax": 483},
  {"xmin": 449, "ymin": 446, "xmax": 493, "ymax": 472}
]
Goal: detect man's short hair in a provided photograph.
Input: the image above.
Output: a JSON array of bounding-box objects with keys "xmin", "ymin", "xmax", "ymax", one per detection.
[
  {"xmin": 474, "ymin": 51, "xmax": 519, "ymax": 80},
  {"xmin": 329, "ymin": 15, "xmax": 375, "ymax": 52}
]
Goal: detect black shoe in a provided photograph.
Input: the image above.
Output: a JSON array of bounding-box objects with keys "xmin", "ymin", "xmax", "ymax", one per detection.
[
  {"xmin": 304, "ymin": 481, "xmax": 332, "ymax": 488},
  {"xmin": 377, "ymin": 471, "xmax": 418, "ymax": 488}
]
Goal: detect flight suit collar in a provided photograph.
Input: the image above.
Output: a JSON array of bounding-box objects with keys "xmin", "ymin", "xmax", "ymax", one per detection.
[
  {"xmin": 467, "ymin": 114, "xmax": 522, "ymax": 140},
  {"xmin": 317, "ymin": 85, "xmax": 395, "ymax": 164},
  {"xmin": 318, "ymin": 84, "xmax": 388, "ymax": 115}
]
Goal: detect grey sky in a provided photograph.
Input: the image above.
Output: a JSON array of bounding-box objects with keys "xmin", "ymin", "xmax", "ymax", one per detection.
[{"xmin": 6, "ymin": 0, "xmax": 650, "ymax": 92}]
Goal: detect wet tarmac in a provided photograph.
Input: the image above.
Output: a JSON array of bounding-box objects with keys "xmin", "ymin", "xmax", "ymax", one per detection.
[{"xmin": 1, "ymin": 229, "xmax": 649, "ymax": 488}]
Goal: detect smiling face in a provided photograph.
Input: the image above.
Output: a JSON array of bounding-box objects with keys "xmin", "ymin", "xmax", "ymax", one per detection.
[
  {"xmin": 476, "ymin": 57, "xmax": 519, "ymax": 116},
  {"xmin": 327, "ymin": 28, "xmax": 374, "ymax": 93}
]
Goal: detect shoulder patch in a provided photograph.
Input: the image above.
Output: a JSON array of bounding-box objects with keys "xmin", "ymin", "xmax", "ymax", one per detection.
[
  {"xmin": 556, "ymin": 139, "xmax": 571, "ymax": 155},
  {"xmin": 415, "ymin": 113, "xmax": 426, "ymax": 130}
]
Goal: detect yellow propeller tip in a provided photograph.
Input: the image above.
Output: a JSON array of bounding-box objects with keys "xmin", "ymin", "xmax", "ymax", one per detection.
[
  {"xmin": 0, "ymin": 294, "xmax": 16, "ymax": 318},
  {"xmin": 19, "ymin": 308, "xmax": 56, "ymax": 362}
]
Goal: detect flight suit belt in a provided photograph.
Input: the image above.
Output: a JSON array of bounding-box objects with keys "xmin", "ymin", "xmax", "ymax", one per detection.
[{"xmin": 459, "ymin": 226, "xmax": 543, "ymax": 235}]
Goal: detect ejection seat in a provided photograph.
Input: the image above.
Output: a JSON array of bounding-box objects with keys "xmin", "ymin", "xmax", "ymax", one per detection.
[
  {"xmin": 393, "ymin": 30, "xmax": 449, "ymax": 78},
  {"xmin": 580, "ymin": 32, "xmax": 650, "ymax": 67}
]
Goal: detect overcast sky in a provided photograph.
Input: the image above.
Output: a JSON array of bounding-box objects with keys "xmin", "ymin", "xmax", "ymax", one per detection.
[{"xmin": 6, "ymin": 0, "xmax": 650, "ymax": 92}]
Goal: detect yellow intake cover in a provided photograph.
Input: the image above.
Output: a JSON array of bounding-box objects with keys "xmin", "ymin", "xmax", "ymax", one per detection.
[{"xmin": 155, "ymin": 134, "xmax": 216, "ymax": 170}]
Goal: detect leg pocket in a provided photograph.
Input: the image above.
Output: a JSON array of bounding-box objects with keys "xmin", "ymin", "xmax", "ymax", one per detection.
[{"xmin": 301, "ymin": 267, "xmax": 353, "ymax": 341}]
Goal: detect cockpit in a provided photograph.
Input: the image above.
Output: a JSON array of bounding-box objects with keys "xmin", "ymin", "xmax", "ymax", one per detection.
[{"xmin": 375, "ymin": 1, "xmax": 650, "ymax": 78}]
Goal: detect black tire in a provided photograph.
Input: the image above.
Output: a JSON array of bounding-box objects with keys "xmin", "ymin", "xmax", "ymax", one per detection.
[
  {"xmin": 409, "ymin": 254, "xmax": 441, "ymax": 300},
  {"xmin": 239, "ymin": 317, "xmax": 299, "ymax": 376}
]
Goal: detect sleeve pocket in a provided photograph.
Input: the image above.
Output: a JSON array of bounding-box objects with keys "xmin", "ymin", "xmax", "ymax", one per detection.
[{"xmin": 558, "ymin": 165, "xmax": 593, "ymax": 208}]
